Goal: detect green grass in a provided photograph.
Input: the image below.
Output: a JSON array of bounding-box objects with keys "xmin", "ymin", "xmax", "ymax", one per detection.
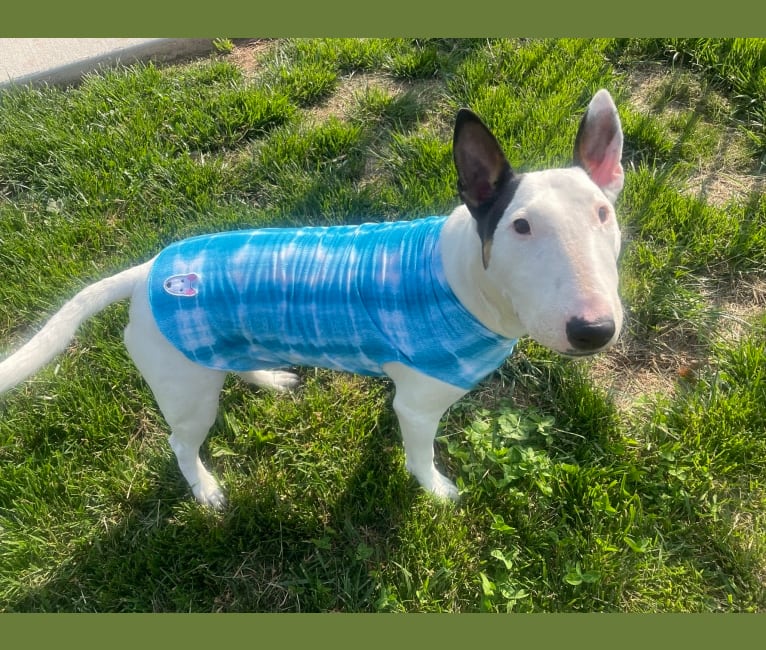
[
  {"xmin": 0, "ymin": 38, "xmax": 765, "ymax": 612},
  {"xmin": 613, "ymin": 38, "xmax": 766, "ymax": 164}
]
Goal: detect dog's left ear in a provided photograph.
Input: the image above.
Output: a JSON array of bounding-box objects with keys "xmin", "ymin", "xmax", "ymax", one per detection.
[
  {"xmin": 573, "ymin": 89, "xmax": 624, "ymax": 203},
  {"xmin": 453, "ymin": 108, "xmax": 515, "ymax": 269}
]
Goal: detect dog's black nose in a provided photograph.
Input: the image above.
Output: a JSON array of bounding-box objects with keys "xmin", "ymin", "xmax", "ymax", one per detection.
[{"xmin": 566, "ymin": 316, "xmax": 615, "ymax": 352}]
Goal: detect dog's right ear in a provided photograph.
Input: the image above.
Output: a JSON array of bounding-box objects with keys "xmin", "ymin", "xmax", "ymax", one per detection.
[
  {"xmin": 573, "ymin": 89, "xmax": 624, "ymax": 203},
  {"xmin": 453, "ymin": 109, "xmax": 515, "ymax": 269}
]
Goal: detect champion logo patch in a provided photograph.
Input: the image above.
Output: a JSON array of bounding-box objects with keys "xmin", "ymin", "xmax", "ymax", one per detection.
[{"xmin": 163, "ymin": 273, "xmax": 200, "ymax": 297}]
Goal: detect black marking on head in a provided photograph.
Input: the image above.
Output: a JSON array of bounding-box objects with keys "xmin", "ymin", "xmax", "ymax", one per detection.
[{"xmin": 472, "ymin": 173, "xmax": 522, "ymax": 268}]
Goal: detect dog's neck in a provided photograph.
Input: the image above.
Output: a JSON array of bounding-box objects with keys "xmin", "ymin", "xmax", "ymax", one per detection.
[{"xmin": 440, "ymin": 206, "xmax": 526, "ymax": 341}]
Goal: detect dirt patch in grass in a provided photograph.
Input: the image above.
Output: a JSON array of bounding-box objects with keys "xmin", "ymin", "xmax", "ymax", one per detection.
[
  {"xmin": 304, "ymin": 69, "xmax": 444, "ymax": 128},
  {"xmin": 625, "ymin": 63, "xmax": 765, "ymax": 207},
  {"xmin": 308, "ymin": 71, "xmax": 401, "ymax": 122},
  {"xmin": 708, "ymin": 275, "xmax": 766, "ymax": 347},
  {"xmin": 226, "ymin": 39, "xmax": 443, "ymax": 125},
  {"xmin": 591, "ymin": 274, "xmax": 766, "ymax": 413},
  {"xmin": 226, "ymin": 39, "xmax": 279, "ymax": 78},
  {"xmin": 589, "ymin": 336, "xmax": 694, "ymax": 413}
]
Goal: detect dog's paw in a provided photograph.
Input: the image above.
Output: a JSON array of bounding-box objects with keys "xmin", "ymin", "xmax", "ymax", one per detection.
[
  {"xmin": 411, "ymin": 466, "xmax": 459, "ymax": 501},
  {"xmin": 192, "ymin": 477, "xmax": 227, "ymax": 510},
  {"xmin": 238, "ymin": 370, "xmax": 300, "ymax": 393},
  {"xmin": 427, "ymin": 473, "xmax": 459, "ymax": 501}
]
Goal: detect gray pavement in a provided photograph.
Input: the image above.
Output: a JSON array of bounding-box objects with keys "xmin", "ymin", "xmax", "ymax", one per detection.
[{"xmin": 0, "ymin": 38, "xmax": 215, "ymax": 88}]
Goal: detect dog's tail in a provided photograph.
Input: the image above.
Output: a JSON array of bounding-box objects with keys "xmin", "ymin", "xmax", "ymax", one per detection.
[{"xmin": 0, "ymin": 262, "xmax": 151, "ymax": 394}]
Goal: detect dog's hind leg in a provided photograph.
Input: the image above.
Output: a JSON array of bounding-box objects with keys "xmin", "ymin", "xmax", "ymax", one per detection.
[
  {"xmin": 124, "ymin": 286, "xmax": 228, "ymax": 509},
  {"xmin": 384, "ymin": 362, "xmax": 468, "ymax": 501}
]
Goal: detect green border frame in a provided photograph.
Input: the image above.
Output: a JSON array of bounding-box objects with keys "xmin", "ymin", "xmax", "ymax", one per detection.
[
  {"xmin": 3, "ymin": 613, "xmax": 766, "ymax": 646},
  {"xmin": 2, "ymin": 0, "xmax": 766, "ymax": 646},
  {"xmin": 2, "ymin": 1, "xmax": 766, "ymax": 36}
]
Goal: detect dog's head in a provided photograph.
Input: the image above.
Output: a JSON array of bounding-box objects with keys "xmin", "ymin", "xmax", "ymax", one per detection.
[{"xmin": 452, "ymin": 89, "xmax": 624, "ymax": 356}]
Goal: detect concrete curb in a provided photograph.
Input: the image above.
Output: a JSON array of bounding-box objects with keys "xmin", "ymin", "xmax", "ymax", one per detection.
[{"xmin": 0, "ymin": 38, "xmax": 216, "ymax": 89}]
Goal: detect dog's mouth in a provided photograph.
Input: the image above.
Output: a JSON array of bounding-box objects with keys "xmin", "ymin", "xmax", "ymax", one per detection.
[
  {"xmin": 560, "ymin": 348, "xmax": 607, "ymax": 358},
  {"xmin": 559, "ymin": 338, "xmax": 617, "ymax": 358}
]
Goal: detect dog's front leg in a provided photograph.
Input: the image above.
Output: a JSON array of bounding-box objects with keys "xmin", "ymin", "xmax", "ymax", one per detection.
[{"xmin": 384, "ymin": 362, "xmax": 467, "ymax": 500}]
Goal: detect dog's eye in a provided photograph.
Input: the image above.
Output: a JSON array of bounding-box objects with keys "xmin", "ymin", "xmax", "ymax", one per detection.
[
  {"xmin": 513, "ymin": 218, "xmax": 531, "ymax": 235},
  {"xmin": 598, "ymin": 206, "xmax": 609, "ymax": 224}
]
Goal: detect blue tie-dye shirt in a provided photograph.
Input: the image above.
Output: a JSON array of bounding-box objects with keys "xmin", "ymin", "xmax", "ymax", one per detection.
[{"xmin": 147, "ymin": 216, "xmax": 516, "ymax": 390}]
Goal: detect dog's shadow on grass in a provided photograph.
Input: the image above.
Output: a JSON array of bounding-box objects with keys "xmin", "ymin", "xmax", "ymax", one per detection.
[{"xmin": 6, "ymin": 390, "xmax": 421, "ymax": 612}]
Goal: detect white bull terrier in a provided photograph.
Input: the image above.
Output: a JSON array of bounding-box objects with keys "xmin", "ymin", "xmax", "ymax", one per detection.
[{"xmin": 0, "ymin": 89, "xmax": 624, "ymax": 508}]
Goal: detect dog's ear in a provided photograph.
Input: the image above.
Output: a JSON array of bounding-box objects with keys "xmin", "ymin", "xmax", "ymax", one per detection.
[
  {"xmin": 453, "ymin": 109, "xmax": 515, "ymax": 269},
  {"xmin": 573, "ymin": 89, "xmax": 624, "ymax": 203}
]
